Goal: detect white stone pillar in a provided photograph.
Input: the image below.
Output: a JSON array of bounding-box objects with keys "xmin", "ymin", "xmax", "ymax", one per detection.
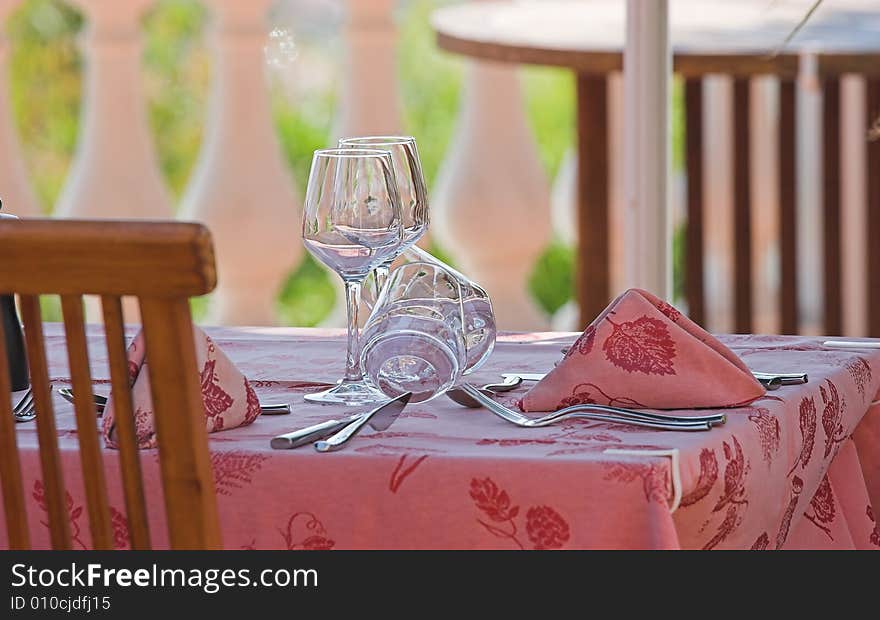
[
  {"xmin": 334, "ymin": 0, "xmax": 401, "ymax": 139},
  {"xmin": 0, "ymin": 0, "xmax": 39, "ymax": 218},
  {"xmin": 56, "ymin": 0, "xmax": 172, "ymax": 219},
  {"xmin": 623, "ymin": 0, "xmax": 671, "ymax": 298},
  {"xmin": 179, "ymin": 0, "xmax": 301, "ymax": 326},
  {"xmin": 432, "ymin": 60, "xmax": 551, "ymax": 330}
]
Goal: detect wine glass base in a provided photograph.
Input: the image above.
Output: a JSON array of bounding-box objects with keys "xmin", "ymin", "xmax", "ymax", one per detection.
[{"xmin": 304, "ymin": 380, "xmax": 389, "ymax": 406}]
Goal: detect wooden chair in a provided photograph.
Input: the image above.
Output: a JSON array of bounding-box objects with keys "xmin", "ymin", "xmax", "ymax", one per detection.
[{"xmin": 0, "ymin": 219, "xmax": 221, "ymax": 550}]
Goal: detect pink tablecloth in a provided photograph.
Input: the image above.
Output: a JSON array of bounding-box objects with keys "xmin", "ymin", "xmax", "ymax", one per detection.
[{"xmin": 2, "ymin": 326, "xmax": 879, "ymax": 550}]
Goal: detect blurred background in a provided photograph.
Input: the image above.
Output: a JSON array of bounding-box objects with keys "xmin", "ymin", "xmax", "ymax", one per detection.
[{"xmin": 7, "ymin": 0, "xmax": 617, "ymax": 327}]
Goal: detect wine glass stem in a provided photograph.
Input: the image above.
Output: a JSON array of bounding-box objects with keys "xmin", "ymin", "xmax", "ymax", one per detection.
[
  {"xmin": 343, "ymin": 279, "xmax": 363, "ymax": 383},
  {"xmin": 373, "ymin": 263, "xmax": 391, "ymax": 301}
]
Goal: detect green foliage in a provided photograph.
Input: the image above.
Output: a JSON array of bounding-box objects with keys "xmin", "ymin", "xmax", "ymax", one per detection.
[
  {"xmin": 397, "ymin": 0, "xmax": 463, "ymax": 190},
  {"xmin": 277, "ymin": 255, "xmax": 336, "ymax": 327},
  {"xmin": 8, "ymin": 0, "xmax": 81, "ymax": 212},
  {"xmin": 528, "ymin": 241, "xmax": 574, "ymax": 316},
  {"xmin": 143, "ymin": 0, "xmax": 209, "ymax": 199}
]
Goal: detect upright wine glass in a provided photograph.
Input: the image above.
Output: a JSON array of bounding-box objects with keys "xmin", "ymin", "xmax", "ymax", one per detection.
[
  {"xmin": 301, "ymin": 148, "xmax": 403, "ymax": 405},
  {"xmin": 337, "ymin": 136, "xmax": 429, "ymax": 300}
]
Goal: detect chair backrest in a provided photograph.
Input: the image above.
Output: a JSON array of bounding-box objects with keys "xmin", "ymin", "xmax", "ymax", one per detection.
[{"xmin": 0, "ymin": 219, "xmax": 221, "ymax": 550}]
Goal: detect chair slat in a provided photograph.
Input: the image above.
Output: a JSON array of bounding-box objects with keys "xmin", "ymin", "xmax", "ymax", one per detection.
[
  {"xmin": 19, "ymin": 295, "xmax": 70, "ymax": 550},
  {"xmin": 822, "ymin": 77, "xmax": 842, "ymax": 335},
  {"xmin": 778, "ymin": 79, "xmax": 798, "ymax": 335},
  {"xmin": 60, "ymin": 295, "xmax": 113, "ymax": 550},
  {"xmin": 139, "ymin": 297, "xmax": 221, "ymax": 550},
  {"xmin": 733, "ymin": 78, "xmax": 753, "ymax": 333},
  {"xmin": 684, "ymin": 77, "xmax": 705, "ymax": 326},
  {"xmin": 0, "ymin": 317, "xmax": 30, "ymax": 549},
  {"xmin": 576, "ymin": 73, "xmax": 611, "ymax": 327},
  {"xmin": 101, "ymin": 295, "xmax": 151, "ymax": 550},
  {"xmin": 867, "ymin": 79, "xmax": 880, "ymax": 337}
]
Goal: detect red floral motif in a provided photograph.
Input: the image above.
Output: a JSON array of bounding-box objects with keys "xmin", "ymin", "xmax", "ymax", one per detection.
[
  {"xmin": 211, "ymin": 451, "xmax": 269, "ymax": 497},
  {"xmin": 468, "ymin": 477, "xmax": 570, "ymax": 550},
  {"xmin": 702, "ymin": 505, "xmax": 740, "ymax": 550},
  {"xmin": 656, "ymin": 300, "xmax": 682, "ymax": 323},
  {"xmin": 804, "ymin": 475, "xmax": 835, "ymax": 540},
  {"xmin": 602, "ymin": 315, "xmax": 677, "ymax": 376},
  {"xmin": 747, "ymin": 407, "xmax": 780, "ymax": 466},
  {"xmin": 110, "ymin": 507, "xmax": 130, "ymax": 550},
  {"xmin": 525, "ymin": 506, "xmax": 570, "ymax": 549},
  {"xmin": 133, "ymin": 406, "xmax": 156, "ymax": 448},
  {"xmin": 200, "ymin": 358, "xmax": 234, "ymax": 431},
  {"xmin": 775, "ymin": 476, "xmax": 804, "ymax": 549},
  {"xmin": 750, "ymin": 532, "xmax": 770, "ymax": 550},
  {"xmin": 389, "ymin": 454, "xmax": 429, "ymax": 493},
  {"xmin": 469, "ymin": 478, "xmax": 519, "ymax": 522},
  {"xmin": 127, "ymin": 360, "xmax": 140, "ymax": 384},
  {"xmin": 280, "ymin": 512, "xmax": 334, "ymax": 550},
  {"xmin": 819, "ymin": 380, "xmax": 847, "ymax": 459},
  {"xmin": 602, "ymin": 462, "xmax": 670, "ymax": 505},
  {"xmin": 712, "ymin": 437, "xmax": 750, "ymax": 513},
  {"xmin": 788, "ymin": 397, "xmax": 816, "ymax": 476},
  {"xmin": 242, "ymin": 378, "xmax": 261, "ymax": 425},
  {"xmin": 554, "ymin": 382, "xmax": 647, "ymax": 411},
  {"xmin": 846, "ymin": 357, "xmax": 872, "ymax": 400},
  {"xmin": 565, "ymin": 324, "xmax": 596, "ymax": 358},
  {"xmin": 680, "ymin": 449, "xmax": 718, "ymax": 508},
  {"xmin": 33, "ymin": 480, "xmax": 86, "ymax": 550},
  {"xmin": 867, "ymin": 505, "xmax": 880, "ymax": 548}
]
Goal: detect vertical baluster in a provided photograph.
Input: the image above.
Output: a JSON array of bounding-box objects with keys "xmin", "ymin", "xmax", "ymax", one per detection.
[
  {"xmin": 334, "ymin": 0, "xmax": 401, "ymax": 137},
  {"xmin": 0, "ymin": 0, "xmax": 39, "ymax": 217},
  {"xmin": 779, "ymin": 79, "xmax": 798, "ymax": 334},
  {"xmin": 867, "ymin": 79, "xmax": 880, "ymax": 337},
  {"xmin": 733, "ymin": 78, "xmax": 752, "ymax": 333},
  {"xmin": 822, "ymin": 77, "xmax": 842, "ymax": 335},
  {"xmin": 60, "ymin": 295, "xmax": 112, "ymax": 549},
  {"xmin": 576, "ymin": 74, "xmax": 610, "ymax": 326},
  {"xmin": 684, "ymin": 78, "xmax": 704, "ymax": 326},
  {"xmin": 0, "ymin": 314, "xmax": 29, "ymax": 548},
  {"xmin": 180, "ymin": 0, "xmax": 300, "ymax": 326},
  {"xmin": 19, "ymin": 295, "xmax": 70, "ymax": 549},
  {"xmin": 56, "ymin": 0, "xmax": 171, "ymax": 219},
  {"xmin": 431, "ymin": 59, "xmax": 551, "ymax": 329}
]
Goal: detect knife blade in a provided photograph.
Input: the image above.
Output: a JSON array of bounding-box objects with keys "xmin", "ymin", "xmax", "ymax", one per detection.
[{"xmin": 314, "ymin": 392, "xmax": 412, "ymax": 453}]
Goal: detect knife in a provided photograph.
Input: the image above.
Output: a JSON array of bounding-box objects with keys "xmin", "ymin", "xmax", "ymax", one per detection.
[
  {"xmin": 314, "ymin": 392, "xmax": 412, "ymax": 453},
  {"xmin": 270, "ymin": 413, "xmax": 365, "ymax": 449}
]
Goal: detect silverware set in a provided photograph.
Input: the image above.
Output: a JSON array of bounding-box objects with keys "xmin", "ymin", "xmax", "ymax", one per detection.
[
  {"xmin": 272, "ymin": 392, "xmax": 411, "ymax": 452},
  {"xmin": 457, "ymin": 384, "xmax": 721, "ymax": 431}
]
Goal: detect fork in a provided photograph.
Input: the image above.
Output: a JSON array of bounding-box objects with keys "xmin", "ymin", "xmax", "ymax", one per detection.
[
  {"xmin": 459, "ymin": 384, "xmax": 716, "ymax": 431},
  {"xmin": 12, "ymin": 386, "xmax": 36, "ymax": 423}
]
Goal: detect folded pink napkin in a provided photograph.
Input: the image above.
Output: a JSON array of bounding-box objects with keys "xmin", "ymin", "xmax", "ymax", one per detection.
[
  {"xmin": 102, "ymin": 326, "xmax": 261, "ymax": 449},
  {"xmin": 520, "ymin": 288, "xmax": 765, "ymax": 412}
]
